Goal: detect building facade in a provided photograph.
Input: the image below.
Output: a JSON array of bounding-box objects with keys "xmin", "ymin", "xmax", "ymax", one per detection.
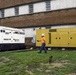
[{"xmin": 0, "ymin": 0, "xmax": 76, "ymax": 46}]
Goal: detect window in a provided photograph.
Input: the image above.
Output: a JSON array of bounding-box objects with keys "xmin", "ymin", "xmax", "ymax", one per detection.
[
  {"xmin": 4, "ymin": 38, "xmax": 11, "ymax": 40},
  {"xmin": 5, "ymin": 31, "xmax": 11, "ymax": 34},
  {"xmin": 14, "ymin": 31, "xmax": 25, "ymax": 35},
  {"xmin": 19, "ymin": 5, "xmax": 29, "ymax": 15},
  {"xmin": 1, "ymin": 9, "xmax": 4, "ymax": 18},
  {"xmin": 15, "ymin": 6, "xmax": 19, "ymax": 16},
  {"xmin": 51, "ymin": 0, "xmax": 76, "ymax": 10},
  {"xmin": 0, "ymin": 30, "xmax": 5, "ymax": 33},
  {"xmin": 19, "ymin": 32, "xmax": 25, "ymax": 35},
  {"xmin": 14, "ymin": 31, "xmax": 19, "ymax": 34},
  {"xmin": 29, "ymin": 4, "xmax": 33, "ymax": 14},
  {"xmin": 4, "ymin": 8, "xmax": 15, "ymax": 17},
  {"xmin": 0, "ymin": 10, "xmax": 2, "ymax": 18},
  {"xmin": 33, "ymin": 28, "xmax": 35, "ymax": 31},
  {"xmin": 39, "ymin": 27, "xmax": 41, "ymax": 29},
  {"xmin": 33, "ymin": 2, "xmax": 46, "ymax": 13},
  {"xmin": 46, "ymin": 27, "xmax": 51, "ymax": 29},
  {"xmin": 46, "ymin": 1, "xmax": 51, "ymax": 11}
]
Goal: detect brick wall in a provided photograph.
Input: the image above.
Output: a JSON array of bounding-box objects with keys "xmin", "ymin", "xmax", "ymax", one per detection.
[
  {"xmin": 0, "ymin": 9, "xmax": 76, "ymax": 28},
  {"xmin": 0, "ymin": 0, "xmax": 40, "ymax": 8}
]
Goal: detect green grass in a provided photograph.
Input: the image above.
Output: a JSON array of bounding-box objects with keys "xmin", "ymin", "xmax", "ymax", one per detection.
[{"xmin": 0, "ymin": 50, "xmax": 76, "ymax": 75}]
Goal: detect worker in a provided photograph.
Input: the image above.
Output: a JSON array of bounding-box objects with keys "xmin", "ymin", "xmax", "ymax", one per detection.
[{"xmin": 38, "ymin": 34, "xmax": 47, "ymax": 53}]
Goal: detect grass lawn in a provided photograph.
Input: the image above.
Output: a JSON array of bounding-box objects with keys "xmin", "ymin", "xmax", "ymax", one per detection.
[{"xmin": 0, "ymin": 50, "xmax": 76, "ymax": 75}]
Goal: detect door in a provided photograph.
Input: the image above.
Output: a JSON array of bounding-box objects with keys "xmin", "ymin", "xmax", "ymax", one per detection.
[
  {"xmin": 47, "ymin": 32, "xmax": 59, "ymax": 47},
  {"xmin": 59, "ymin": 32, "xmax": 69, "ymax": 47},
  {"xmin": 69, "ymin": 32, "xmax": 76, "ymax": 47}
]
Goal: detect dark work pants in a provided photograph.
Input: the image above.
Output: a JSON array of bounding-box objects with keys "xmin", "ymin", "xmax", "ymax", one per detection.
[{"xmin": 40, "ymin": 43, "xmax": 47, "ymax": 53}]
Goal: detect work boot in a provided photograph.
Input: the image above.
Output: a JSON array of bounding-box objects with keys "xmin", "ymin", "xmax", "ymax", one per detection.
[
  {"xmin": 45, "ymin": 51, "xmax": 47, "ymax": 53},
  {"xmin": 38, "ymin": 52, "xmax": 41, "ymax": 53}
]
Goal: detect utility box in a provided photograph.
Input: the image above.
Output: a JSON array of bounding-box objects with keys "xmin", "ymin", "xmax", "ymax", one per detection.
[{"xmin": 36, "ymin": 28, "xmax": 76, "ymax": 48}]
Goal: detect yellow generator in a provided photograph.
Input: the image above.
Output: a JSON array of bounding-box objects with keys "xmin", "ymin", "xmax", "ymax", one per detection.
[{"xmin": 36, "ymin": 28, "xmax": 76, "ymax": 48}]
